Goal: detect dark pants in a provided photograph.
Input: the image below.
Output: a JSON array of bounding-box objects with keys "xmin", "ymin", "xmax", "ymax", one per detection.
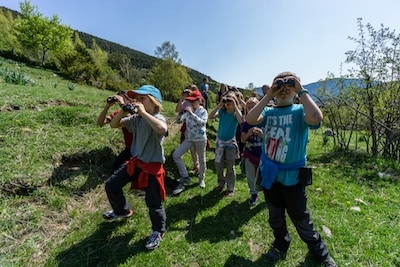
[
  {"xmin": 105, "ymin": 163, "xmax": 167, "ymax": 233},
  {"xmin": 111, "ymin": 147, "xmax": 132, "ymax": 172},
  {"xmin": 263, "ymin": 182, "xmax": 329, "ymax": 261},
  {"xmin": 202, "ymin": 93, "xmax": 208, "ymax": 110}
]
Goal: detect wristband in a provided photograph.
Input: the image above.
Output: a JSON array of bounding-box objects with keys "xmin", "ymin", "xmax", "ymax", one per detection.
[{"xmin": 298, "ymin": 89, "xmax": 309, "ymax": 97}]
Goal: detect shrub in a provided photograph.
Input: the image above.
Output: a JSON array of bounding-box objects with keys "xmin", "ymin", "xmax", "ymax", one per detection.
[{"xmin": 0, "ymin": 67, "xmax": 36, "ymax": 85}]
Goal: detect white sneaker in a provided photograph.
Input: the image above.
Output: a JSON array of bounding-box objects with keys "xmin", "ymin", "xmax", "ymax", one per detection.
[{"xmin": 199, "ymin": 179, "xmax": 205, "ymax": 188}]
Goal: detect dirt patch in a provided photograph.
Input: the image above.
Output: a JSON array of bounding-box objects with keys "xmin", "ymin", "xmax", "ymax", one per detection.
[
  {"xmin": 0, "ymin": 100, "xmax": 74, "ymax": 112},
  {"xmin": 1, "ymin": 180, "xmax": 38, "ymax": 196},
  {"xmin": 0, "ymin": 103, "xmax": 22, "ymax": 111},
  {"xmin": 38, "ymin": 99, "xmax": 73, "ymax": 107}
]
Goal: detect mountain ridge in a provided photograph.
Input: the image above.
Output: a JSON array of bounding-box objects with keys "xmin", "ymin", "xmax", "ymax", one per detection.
[{"xmin": 0, "ymin": 5, "xmax": 214, "ymax": 87}]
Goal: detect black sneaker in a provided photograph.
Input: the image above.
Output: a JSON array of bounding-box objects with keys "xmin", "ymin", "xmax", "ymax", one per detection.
[
  {"xmin": 102, "ymin": 209, "xmax": 133, "ymax": 220},
  {"xmin": 322, "ymin": 256, "xmax": 338, "ymax": 267},
  {"xmin": 172, "ymin": 183, "xmax": 185, "ymax": 195},
  {"xmin": 265, "ymin": 247, "xmax": 286, "ymax": 260},
  {"xmin": 249, "ymin": 194, "xmax": 258, "ymax": 206},
  {"xmin": 145, "ymin": 231, "xmax": 164, "ymax": 250}
]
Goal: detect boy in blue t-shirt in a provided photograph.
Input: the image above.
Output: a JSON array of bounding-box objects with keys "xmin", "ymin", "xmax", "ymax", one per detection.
[{"xmin": 246, "ymin": 72, "xmax": 337, "ymax": 267}]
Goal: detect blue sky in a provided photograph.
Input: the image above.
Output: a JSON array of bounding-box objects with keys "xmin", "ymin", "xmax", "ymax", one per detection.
[{"xmin": 2, "ymin": 0, "xmax": 399, "ymax": 88}]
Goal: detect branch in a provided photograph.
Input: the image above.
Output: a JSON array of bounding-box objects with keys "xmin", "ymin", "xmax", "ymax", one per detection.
[{"xmin": 319, "ymin": 94, "xmax": 393, "ymax": 132}]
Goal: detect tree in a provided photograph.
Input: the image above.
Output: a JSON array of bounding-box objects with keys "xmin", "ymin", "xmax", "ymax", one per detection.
[
  {"xmin": 108, "ymin": 53, "xmax": 147, "ymax": 86},
  {"xmin": 0, "ymin": 9, "xmax": 19, "ymax": 53},
  {"xmin": 147, "ymin": 58, "xmax": 192, "ymax": 101},
  {"xmin": 322, "ymin": 18, "xmax": 400, "ymax": 159},
  {"xmin": 57, "ymin": 32, "xmax": 99, "ymax": 84},
  {"xmin": 154, "ymin": 41, "xmax": 182, "ymax": 64},
  {"xmin": 246, "ymin": 82, "xmax": 255, "ymax": 91},
  {"xmin": 14, "ymin": 0, "xmax": 72, "ymax": 66},
  {"xmin": 148, "ymin": 41, "xmax": 191, "ymax": 100}
]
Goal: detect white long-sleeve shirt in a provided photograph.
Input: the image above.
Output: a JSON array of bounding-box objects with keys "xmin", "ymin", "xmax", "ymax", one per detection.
[{"xmin": 178, "ymin": 106, "xmax": 208, "ymax": 141}]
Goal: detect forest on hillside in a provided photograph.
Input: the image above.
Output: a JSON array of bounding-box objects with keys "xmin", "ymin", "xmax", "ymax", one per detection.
[{"xmin": 0, "ymin": 4, "xmax": 214, "ymax": 101}]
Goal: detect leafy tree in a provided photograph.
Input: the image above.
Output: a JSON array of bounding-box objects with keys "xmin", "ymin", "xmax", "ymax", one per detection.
[
  {"xmin": 108, "ymin": 52, "xmax": 147, "ymax": 86},
  {"xmin": 154, "ymin": 41, "xmax": 182, "ymax": 64},
  {"xmin": 0, "ymin": 9, "xmax": 19, "ymax": 53},
  {"xmin": 57, "ymin": 32, "xmax": 99, "ymax": 84},
  {"xmin": 322, "ymin": 18, "xmax": 400, "ymax": 159},
  {"xmin": 147, "ymin": 58, "xmax": 192, "ymax": 101},
  {"xmin": 148, "ymin": 41, "xmax": 191, "ymax": 100},
  {"xmin": 246, "ymin": 82, "xmax": 255, "ymax": 91},
  {"xmin": 13, "ymin": 0, "xmax": 72, "ymax": 66}
]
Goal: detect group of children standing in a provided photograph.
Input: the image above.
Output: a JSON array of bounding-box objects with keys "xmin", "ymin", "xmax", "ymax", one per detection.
[{"xmin": 96, "ymin": 72, "xmax": 337, "ymax": 267}]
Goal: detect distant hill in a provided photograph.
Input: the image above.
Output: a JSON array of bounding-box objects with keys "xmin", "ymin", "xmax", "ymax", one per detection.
[
  {"xmin": 0, "ymin": 6, "xmax": 214, "ymax": 87},
  {"xmin": 255, "ymin": 78, "xmax": 363, "ymax": 100}
]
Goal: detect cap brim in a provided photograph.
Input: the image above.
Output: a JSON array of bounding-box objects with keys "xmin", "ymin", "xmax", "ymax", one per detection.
[{"xmin": 127, "ymin": 90, "xmax": 149, "ymax": 99}]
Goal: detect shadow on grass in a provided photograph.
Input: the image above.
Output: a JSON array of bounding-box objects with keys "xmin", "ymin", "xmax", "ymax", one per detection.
[
  {"xmin": 166, "ymin": 188, "xmax": 267, "ymax": 243},
  {"xmin": 48, "ymin": 147, "xmax": 115, "ymax": 194},
  {"xmin": 223, "ymin": 252, "xmax": 321, "ymax": 267},
  {"xmin": 166, "ymin": 189, "xmax": 225, "ymax": 231},
  {"xmin": 51, "ymin": 221, "xmax": 147, "ymax": 267},
  {"xmin": 188, "ymin": 199, "xmax": 266, "ymax": 243}
]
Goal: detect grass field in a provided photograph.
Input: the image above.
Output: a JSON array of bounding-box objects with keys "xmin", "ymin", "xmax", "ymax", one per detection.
[{"xmin": 0, "ymin": 58, "xmax": 399, "ymax": 267}]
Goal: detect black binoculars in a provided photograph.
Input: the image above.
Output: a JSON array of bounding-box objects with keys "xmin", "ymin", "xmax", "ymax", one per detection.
[
  {"xmin": 122, "ymin": 103, "xmax": 138, "ymax": 114},
  {"xmin": 222, "ymin": 98, "xmax": 232, "ymax": 103},
  {"xmin": 106, "ymin": 96, "xmax": 117, "ymax": 103},
  {"xmin": 276, "ymin": 78, "xmax": 295, "ymax": 88}
]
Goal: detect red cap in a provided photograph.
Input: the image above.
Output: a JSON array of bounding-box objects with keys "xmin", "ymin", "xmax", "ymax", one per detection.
[{"xmin": 185, "ymin": 90, "xmax": 203, "ymax": 101}]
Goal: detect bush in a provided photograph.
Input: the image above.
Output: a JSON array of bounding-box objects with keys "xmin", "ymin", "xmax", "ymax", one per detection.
[{"xmin": 0, "ymin": 67, "xmax": 36, "ymax": 85}]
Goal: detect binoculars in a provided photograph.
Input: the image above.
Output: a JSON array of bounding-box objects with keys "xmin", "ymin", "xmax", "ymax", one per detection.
[
  {"xmin": 222, "ymin": 98, "xmax": 232, "ymax": 103},
  {"xmin": 106, "ymin": 96, "xmax": 118, "ymax": 103},
  {"xmin": 122, "ymin": 103, "xmax": 138, "ymax": 114},
  {"xmin": 276, "ymin": 78, "xmax": 295, "ymax": 88}
]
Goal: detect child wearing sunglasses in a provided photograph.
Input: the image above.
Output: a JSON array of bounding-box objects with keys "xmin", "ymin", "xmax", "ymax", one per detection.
[
  {"xmin": 209, "ymin": 91, "xmax": 243, "ymax": 196},
  {"xmin": 246, "ymin": 72, "xmax": 337, "ymax": 266}
]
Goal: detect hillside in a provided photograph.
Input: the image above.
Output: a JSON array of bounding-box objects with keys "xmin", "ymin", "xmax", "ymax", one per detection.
[
  {"xmin": 255, "ymin": 78, "xmax": 363, "ymax": 100},
  {"xmin": 0, "ymin": 6, "xmax": 215, "ymax": 87},
  {"xmin": 1, "ymin": 58, "xmax": 399, "ymax": 266}
]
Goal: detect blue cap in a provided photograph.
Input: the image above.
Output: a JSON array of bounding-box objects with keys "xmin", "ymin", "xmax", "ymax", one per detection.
[{"xmin": 127, "ymin": 85, "xmax": 162, "ymax": 103}]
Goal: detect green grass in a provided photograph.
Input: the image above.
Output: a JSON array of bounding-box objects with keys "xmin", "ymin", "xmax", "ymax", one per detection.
[{"xmin": 1, "ymin": 59, "xmax": 400, "ymax": 266}]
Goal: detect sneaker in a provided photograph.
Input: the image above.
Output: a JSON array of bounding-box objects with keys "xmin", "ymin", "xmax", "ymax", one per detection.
[
  {"xmin": 322, "ymin": 256, "xmax": 338, "ymax": 267},
  {"xmin": 145, "ymin": 231, "xmax": 164, "ymax": 250},
  {"xmin": 180, "ymin": 176, "xmax": 191, "ymax": 184},
  {"xmin": 225, "ymin": 190, "xmax": 234, "ymax": 197},
  {"xmin": 189, "ymin": 167, "xmax": 199, "ymax": 175},
  {"xmin": 172, "ymin": 183, "xmax": 185, "ymax": 195},
  {"xmin": 249, "ymin": 194, "xmax": 258, "ymax": 206},
  {"xmin": 102, "ymin": 209, "xmax": 133, "ymax": 220},
  {"xmin": 199, "ymin": 179, "xmax": 205, "ymax": 188},
  {"xmin": 265, "ymin": 247, "xmax": 286, "ymax": 260},
  {"xmin": 215, "ymin": 185, "xmax": 224, "ymax": 192}
]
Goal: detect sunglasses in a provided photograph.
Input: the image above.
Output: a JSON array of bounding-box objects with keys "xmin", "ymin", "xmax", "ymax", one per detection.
[{"xmin": 276, "ymin": 78, "xmax": 295, "ymax": 88}]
